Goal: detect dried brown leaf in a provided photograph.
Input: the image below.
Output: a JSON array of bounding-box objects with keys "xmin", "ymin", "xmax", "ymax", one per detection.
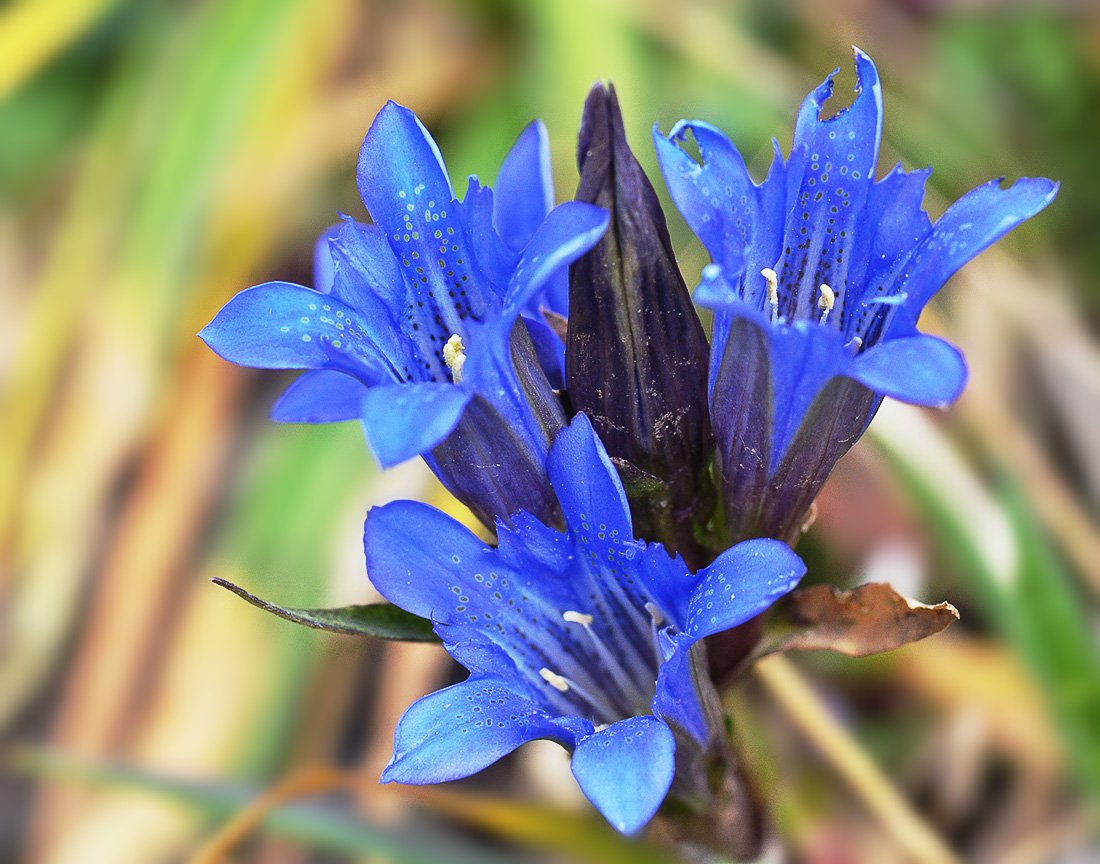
[{"xmin": 756, "ymin": 582, "xmax": 959, "ymax": 659}]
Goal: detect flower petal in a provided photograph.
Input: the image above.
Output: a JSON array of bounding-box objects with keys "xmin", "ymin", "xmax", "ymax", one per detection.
[
  {"xmin": 360, "ymin": 382, "xmax": 472, "ymax": 467},
  {"xmin": 685, "ymin": 538, "xmax": 805, "ymax": 640},
  {"xmin": 848, "ymin": 334, "xmax": 967, "ymax": 407},
  {"xmin": 652, "ymin": 634, "xmax": 710, "ymax": 744},
  {"xmin": 198, "ymin": 282, "xmax": 394, "ymax": 380},
  {"xmin": 501, "ymin": 201, "xmax": 609, "ymax": 322},
  {"xmin": 312, "ymin": 224, "xmax": 341, "ymax": 294},
  {"xmin": 653, "ymin": 119, "xmax": 754, "ymax": 273},
  {"xmin": 364, "ymin": 499, "xmax": 494, "ymax": 621},
  {"xmin": 356, "ymin": 101, "xmax": 453, "ymax": 240},
  {"xmin": 382, "ymin": 677, "xmax": 567, "ymax": 785},
  {"xmin": 271, "ymin": 370, "xmax": 368, "ymax": 423},
  {"xmin": 546, "ymin": 413, "xmax": 633, "ymax": 543},
  {"xmin": 493, "ymin": 120, "xmax": 554, "ymax": 253},
  {"xmin": 365, "ymin": 499, "xmax": 607, "ymax": 707},
  {"xmin": 889, "ymin": 176, "xmax": 1059, "ymax": 332},
  {"xmin": 570, "ymin": 716, "xmax": 676, "ymax": 835},
  {"xmin": 775, "ymin": 47, "xmax": 882, "ymax": 323}
]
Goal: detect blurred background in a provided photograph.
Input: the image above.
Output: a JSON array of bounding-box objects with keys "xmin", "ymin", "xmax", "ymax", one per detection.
[{"xmin": 1, "ymin": 0, "xmax": 1098, "ymax": 861}]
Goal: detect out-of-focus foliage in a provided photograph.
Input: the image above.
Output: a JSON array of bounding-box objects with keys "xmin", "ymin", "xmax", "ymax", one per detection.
[{"xmin": 1, "ymin": 1, "xmax": 1097, "ymax": 862}]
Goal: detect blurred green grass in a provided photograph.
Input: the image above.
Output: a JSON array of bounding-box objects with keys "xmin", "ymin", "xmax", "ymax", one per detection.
[{"xmin": 2, "ymin": 0, "xmax": 1098, "ymax": 861}]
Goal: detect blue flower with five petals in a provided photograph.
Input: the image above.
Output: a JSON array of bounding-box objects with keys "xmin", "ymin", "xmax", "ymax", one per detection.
[
  {"xmin": 654, "ymin": 48, "xmax": 1058, "ymax": 543},
  {"xmin": 200, "ymin": 103, "xmax": 607, "ymax": 526},
  {"xmin": 363, "ymin": 414, "xmax": 805, "ymax": 834}
]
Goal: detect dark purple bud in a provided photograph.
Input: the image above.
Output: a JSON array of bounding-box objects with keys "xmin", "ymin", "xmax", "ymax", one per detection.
[{"xmin": 567, "ymin": 84, "xmax": 712, "ymax": 563}]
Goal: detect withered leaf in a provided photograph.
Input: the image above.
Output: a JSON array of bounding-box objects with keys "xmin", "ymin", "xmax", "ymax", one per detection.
[{"xmin": 755, "ymin": 582, "xmax": 959, "ymax": 659}]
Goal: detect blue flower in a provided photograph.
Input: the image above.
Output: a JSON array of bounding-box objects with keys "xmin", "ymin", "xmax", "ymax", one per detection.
[
  {"xmin": 200, "ymin": 103, "xmax": 608, "ymax": 527},
  {"xmin": 363, "ymin": 414, "xmax": 805, "ymax": 834},
  {"xmin": 655, "ymin": 48, "xmax": 1058, "ymax": 542}
]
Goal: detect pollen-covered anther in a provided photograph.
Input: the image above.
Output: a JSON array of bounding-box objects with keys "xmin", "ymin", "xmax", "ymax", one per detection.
[
  {"xmin": 762, "ymin": 268, "xmax": 780, "ymax": 323},
  {"xmin": 644, "ymin": 602, "xmax": 665, "ymax": 627},
  {"xmin": 539, "ymin": 667, "xmax": 570, "ymax": 693},
  {"xmin": 442, "ymin": 333, "xmax": 466, "ymax": 384},
  {"xmin": 563, "ymin": 610, "xmax": 594, "ymax": 626},
  {"xmin": 817, "ymin": 283, "xmax": 835, "ymax": 325}
]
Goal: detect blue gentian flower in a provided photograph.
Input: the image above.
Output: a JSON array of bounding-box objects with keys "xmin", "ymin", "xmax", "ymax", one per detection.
[
  {"xmin": 200, "ymin": 103, "xmax": 608, "ymax": 527},
  {"xmin": 363, "ymin": 414, "xmax": 805, "ymax": 835},
  {"xmin": 655, "ymin": 48, "xmax": 1058, "ymax": 542}
]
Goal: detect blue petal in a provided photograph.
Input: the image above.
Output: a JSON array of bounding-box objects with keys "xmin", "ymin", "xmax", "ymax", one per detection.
[
  {"xmin": 364, "ymin": 500, "xmax": 584, "ymax": 678},
  {"xmin": 546, "ymin": 413, "xmax": 633, "ymax": 543},
  {"xmin": 652, "ymin": 634, "xmax": 710, "ymax": 744},
  {"xmin": 363, "ymin": 499, "xmax": 495, "ymax": 622},
  {"xmin": 765, "ymin": 321, "xmax": 851, "ymax": 468},
  {"xmin": 271, "ymin": 370, "xmax": 368, "ymax": 423},
  {"xmin": 653, "ymin": 120, "xmax": 753, "ymax": 273},
  {"xmin": 501, "ymin": 201, "xmax": 609, "ymax": 322},
  {"xmin": 523, "ymin": 316, "xmax": 566, "ymax": 389},
  {"xmin": 356, "ymin": 102, "xmax": 453, "ymax": 241},
  {"xmin": 382, "ymin": 677, "xmax": 567, "ymax": 785},
  {"xmin": 313, "ymin": 224, "xmax": 341, "ymax": 294},
  {"xmin": 570, "ymin": 716, "xmax": 676, "ymax": 835},
  {"xmin": 493, "ymin": 120, "xmax": 553, "ymax": 253},
  {"xmin": 685, "ymin": 538, "xmax": 805, "ymax": 640},
  {"xmin": 846, "ymin": 165, "xmax": 932, "ymax": 318},
  {"xmin": 848, "ymin": 334, "xmax": 967, "ymax": 407},
  {"xmin": 774, "ymin": 48, "xmax": 882, "ymax": 323},
  {"xmin": 198, "ymin": 282, "xmax": 396, "ymax": 380},
  {"xmin": 889, "ymin": 177, "xmax": 1059, "ymax": 332},
  {"xmin": 360, "ymin": 382, "xmax": 472, "ymax": 467}
]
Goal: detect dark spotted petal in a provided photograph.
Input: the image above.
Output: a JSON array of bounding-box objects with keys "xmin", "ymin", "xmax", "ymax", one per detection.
[
  {"xmin": 381, "ymin": 677, "xmax": 570, "ymax": 785},
  {"xmin": 571, "ymin": 716, "xmax": 676, "ymax": 835},
  {"xmin": 774, "ymin": 48, "xmax": 882, "ymax": 324},
  {"xmin": 685, "ymin": 538, "xmax": 805, "ymax": 640},
  {"xmin": 198, "ymin": 281, "xmax": 399, "ymax": 382}
]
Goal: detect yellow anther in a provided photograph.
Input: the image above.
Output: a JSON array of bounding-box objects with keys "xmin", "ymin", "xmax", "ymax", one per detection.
[
  {"xmin": 644, "ymin": 602, "xmax": 665, "ymax": 627},
  {"xmin": 539, "ymin": 667, "xmax": 570, "ymax": 692},
  {"xmin": 442, "ymin": 333, "xmax": 466, "ymax": 384},
  {"xmin": 563, "ymin": 610, "xmax": 594, "ymax": 627},
  {"xmin": 817, "ymin": 283, "xmax": 835, "ymax": 324},
  {"xmin": 761, "ymin": 267, "xmax": 779, "ymax": 322}
]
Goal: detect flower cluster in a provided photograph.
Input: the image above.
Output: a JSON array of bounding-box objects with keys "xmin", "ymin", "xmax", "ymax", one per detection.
[{"xmin": 201, "ymin": 50, "xmax": 1055, "ymax": 841}]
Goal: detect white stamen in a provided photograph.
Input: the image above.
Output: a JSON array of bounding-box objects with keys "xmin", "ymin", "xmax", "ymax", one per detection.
[
  {"xmin": 761, "ymin": 268, "xmax": 779, "ymax": 323},
  {"xmin": 563, "ymin": 609, "xmax": 639, "ymax": 706},
  {"xmin": 643, "ymin": 602, "xmax": 664, "ymax": 627},
  {"xmin": 442, "ymin": 333, "xmax": 466, "ymax": 384},
  {"xmin": 844, "ymin": 335, "xmax": 864, "ymax": 352},
  {"xmin": 817, "ymin": 283, "xmax": 835, "ymax": 325},
  {"xmin": 538, "ymin": 666, "xmax": 621, "ymax": 721},
  {"xmin": 539, "ymin": 667, "xmax": 570, "ymax": 692}
]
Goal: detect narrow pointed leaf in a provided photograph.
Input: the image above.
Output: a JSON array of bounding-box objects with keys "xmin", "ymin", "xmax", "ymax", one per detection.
[{"xmin": 211, "ymin": 578, "xmax": 439, "ymax": 642}]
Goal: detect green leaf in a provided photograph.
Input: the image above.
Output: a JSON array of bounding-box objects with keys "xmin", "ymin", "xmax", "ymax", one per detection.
[{"xmin": 211, "ymin": 578, "xmax": 439, "ymax": 642}]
